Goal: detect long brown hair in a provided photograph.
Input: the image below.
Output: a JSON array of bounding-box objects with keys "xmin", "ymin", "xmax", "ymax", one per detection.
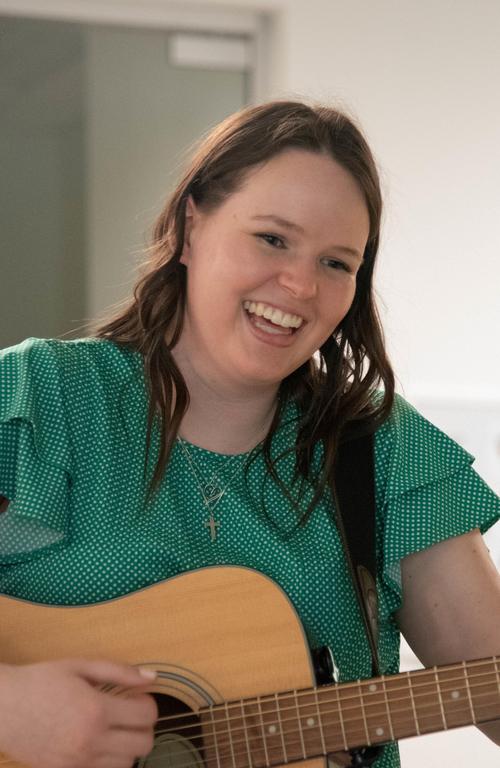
[{"xmin": 97, "ymin": 100, "xmax": 395, "ymax": 518}]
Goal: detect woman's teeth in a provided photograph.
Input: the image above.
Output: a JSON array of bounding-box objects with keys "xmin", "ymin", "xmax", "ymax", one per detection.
[{"xmin": 243, "ymin": 301, "xmax": 303, "ymax": 329}]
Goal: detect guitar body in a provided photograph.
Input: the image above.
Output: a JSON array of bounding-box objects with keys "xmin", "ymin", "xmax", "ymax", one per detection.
[{"xmin": 0, "ymin": 566, "xmax": 326, "ymax": 768}]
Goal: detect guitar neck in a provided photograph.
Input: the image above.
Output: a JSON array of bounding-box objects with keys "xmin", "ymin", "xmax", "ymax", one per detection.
[{"xmin": 202, "ymin": 657, "xmax": 500, "ymax": 765}]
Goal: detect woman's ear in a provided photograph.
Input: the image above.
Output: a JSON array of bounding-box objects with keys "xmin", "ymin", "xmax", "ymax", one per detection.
[{"xmin": 180, "ymin": 195, "xmax": 198, "ymax": 266}]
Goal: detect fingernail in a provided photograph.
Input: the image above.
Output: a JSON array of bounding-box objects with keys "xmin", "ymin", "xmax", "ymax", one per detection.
[{"xmin": 138, "ymin": 667, "xmax": 157, "ymax": 680}]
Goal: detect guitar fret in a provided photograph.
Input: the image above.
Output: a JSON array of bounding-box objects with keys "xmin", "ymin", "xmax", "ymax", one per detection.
[
  {"xmin": 434, "ymin": 668, "xmax": 448, "ymax": 730},
  {"xmin": 256, "ymin": 696, "xmax": 270, "ymax": 766},
  {"xmin": 365, "ymin": 676, "xmax": 410, "ymax": 743},
  {"xmin": 360, "ymin": 678, "xmax": 397, "ymax": 743},
  {"xmin": 313, "ymin": 687, "xmax": 327, "ymax": 755},
  {"xmin": 293, "ymin": 689, "xmax": 307, "ymax": 759},
  {"xmin": 492, "ymin": 657, "xmax": 500, "ymax": 722},
  {"xmin": 259, "ymin": 693, "xmax": 289, "ymax": 765},
  {"xmin": 239, "ymin": 699, "xmax": 253, "ymax": 768},
  {"xmin": 264, "ymin": 693, "xmax": 302, "ymax": 764},
  {"xmin": 204, "ymin": 706, "xmax": 222, "ymax": 768},
  {"xmin": 296, "ymin": 689, "xmax": 327, "ymax": 757},
  {"xmin": 274, "ymin": 692, "xmax": 288, "ymax": 763},
  {"xmin": 434, "ymin": 664, "xmax": 474, "ymax": 730},
  {"xmin": 466, "ymin": 659, "xmax": 500, "ymax": 723},
  {"xmin": 334, "ymin": 684, "xmax": 349, "ymax": 750},
  {"xmin": 357, "ymin": 680, "xmax": 372, "ymax": 745},
  {"xmin": 224, "ymin": 701, "xmax": 237, "ymax": 768},
  {"xmin": 406, "ymin": 670, "xmax": 421, "ymax": 736},
  {"xmin": 463, "ymin": 660, "xmax": 477, "ymax": 724},
  {"xmin": 495, "ymin": 657, "xmax": 500, "ymax": 695},
  {"xmin": 407, "ymin": 669, "xmax": 449, "ymax": 734},
  {"xmin": 380, "ymin": 675, "xmax": 395, "ymax": 741},
  {"xmin": 201, "ymin": 656, "xmax": 500, "ymax": 768}
]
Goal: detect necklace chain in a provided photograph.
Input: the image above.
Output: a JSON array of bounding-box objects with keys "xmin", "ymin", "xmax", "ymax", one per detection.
[{"xmin": 177, "ymin": 437, "xmax": 248, "ymax": 541}]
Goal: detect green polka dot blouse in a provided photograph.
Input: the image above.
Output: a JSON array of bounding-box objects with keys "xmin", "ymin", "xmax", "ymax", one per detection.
[{"xmin": 1, "ymin": 337, "xmax": 499, "ymax": 768}]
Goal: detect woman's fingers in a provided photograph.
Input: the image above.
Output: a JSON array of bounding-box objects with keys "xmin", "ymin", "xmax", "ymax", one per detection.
[
  {"xmin": 104, "ymin": 691, "xmax": 158, "ymax": 730},
  {"xmin": 0, "ymin": 659, "xmax": 158, "ymax": 768},
  {"xmin": 97, "ymin": 727, "xmax": 155, "ymax": 763}
]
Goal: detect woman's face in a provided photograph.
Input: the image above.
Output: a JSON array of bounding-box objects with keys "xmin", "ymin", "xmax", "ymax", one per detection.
[{"xmin": 178, "ymin": 148, "xmax": 370, "ymax": 393}]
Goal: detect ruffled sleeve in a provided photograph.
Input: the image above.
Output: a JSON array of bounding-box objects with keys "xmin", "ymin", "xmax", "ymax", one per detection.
[
  {"xmin": 0, "ymin": 338, "xmax": 73, "ymax": 562},
  {"xmin": 376, "ymin": 395, "xmax": 500, "ymax": 607}
]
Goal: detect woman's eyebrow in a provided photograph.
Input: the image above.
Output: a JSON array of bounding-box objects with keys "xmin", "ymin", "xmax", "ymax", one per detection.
[
  {"xmin": 250, "ymin": 213, "xmax": 304, "ymax": 233},
  {"xmin": 250, "ymin": 213, "xmax": 363, "ymax": 261}
]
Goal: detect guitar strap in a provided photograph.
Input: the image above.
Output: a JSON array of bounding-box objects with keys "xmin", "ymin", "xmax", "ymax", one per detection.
[{"xmin": 333, "ymin": 431, "xmax": 381, "ymax": 677}]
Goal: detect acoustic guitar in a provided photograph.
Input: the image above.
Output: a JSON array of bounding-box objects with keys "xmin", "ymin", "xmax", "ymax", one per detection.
[{"xmin": 1, "ymin": 566, "xmax": 499, "ymax": 767}]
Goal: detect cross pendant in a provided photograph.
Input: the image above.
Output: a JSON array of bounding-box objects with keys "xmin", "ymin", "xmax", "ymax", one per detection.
[{"xmin": 204, "ymin": 514, "xmax": 220, "ymax": 542}]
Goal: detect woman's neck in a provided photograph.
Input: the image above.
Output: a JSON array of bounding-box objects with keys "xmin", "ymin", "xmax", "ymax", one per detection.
[
  {"xmin": 173, "ymin": 350, "xmax": 279, "ymax": 454},
  {"xmin": 179, "ymin": 393, "xmax": 277, "ymax": 455}
]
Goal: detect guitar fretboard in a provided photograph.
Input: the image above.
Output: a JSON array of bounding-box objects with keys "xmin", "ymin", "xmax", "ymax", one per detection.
[{"xmin": 200, "ymin": 657, "xmax": 500, "ymax": 768}]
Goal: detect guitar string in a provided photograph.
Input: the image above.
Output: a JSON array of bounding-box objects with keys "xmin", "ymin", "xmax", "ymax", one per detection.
[
  {"xmin": 120, "ymin": 660, "xmax": 500, "ymax": 733},
  {"xmin": 1, "ymin": 694, "xmax": 499, "ymax": 768},
  {"xmin": 139, "ymin": 675, "xmax": 500, "ymax": 768},
  {"xmin": 0, "ymin": 679, "xmax": 499, "ymax": 768},
  {"xmin": 157, "ymin": 679, "xmax": 500, "ymax": 739},
  {"xmin": 144, "ymin": 669, "xmax": 500, "ymax": 743},
  {"xmin": 0, "ymin": 664, "xmax": 497, "ymax": 768},
  {"xmin": 97, "ymin": 663, "xmax": 500, "ymax": 746},
  {"xmin": 81, "ymin": 678, "xmax": 500, "ymax": 768},
  {"xmin": 46, "ymin": 676, "xmax": 500, "ymax": 768},
  {"xmin": 1, "ymin": 684, "xmax": 498, "ymax": 768}
]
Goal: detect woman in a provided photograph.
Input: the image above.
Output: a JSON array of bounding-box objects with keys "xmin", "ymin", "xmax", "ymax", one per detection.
[{"xmin": 0, "ymin": 101, "xmax": 499, "ymax": 768}]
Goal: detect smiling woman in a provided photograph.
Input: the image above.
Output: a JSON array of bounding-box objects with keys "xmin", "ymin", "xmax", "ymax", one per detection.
[
  {"xmin": 0, "ymin": 101, "xmax": 499, "ymax": 768},
  {"xmin": 175, "ymin": 148, "xmax": 369, "ymax": 401}
]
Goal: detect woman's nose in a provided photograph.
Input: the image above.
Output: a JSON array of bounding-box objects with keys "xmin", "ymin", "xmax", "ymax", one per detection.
[{"xmin": 276, "ymin": 259, "xmax": 318, "ymax": 300}]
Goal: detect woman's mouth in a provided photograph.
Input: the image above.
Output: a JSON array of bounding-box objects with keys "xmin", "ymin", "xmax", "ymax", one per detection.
[{"xmin": 243, "ymin": 300, "xmax": 304, "ymax": 336}]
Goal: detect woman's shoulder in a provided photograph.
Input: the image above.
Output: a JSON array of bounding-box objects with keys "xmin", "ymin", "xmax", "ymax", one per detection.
[
  {"xmin": 1, "ymin": 334, "xmax": 137, "ymax": 361},
  {"xmin": 375, "ymin": 391, "xmax": 456, "ymax": 443},
  {"xmin": 373, "ymin": 392, "xmax": 473, "ymax": 497},
  {"xmin": 0, "ymin": 336, "xmax": 141, "ymax": 383},
  {"xmin": 0, "ymin": 337, "xmax": 144, "ymax": 422}
]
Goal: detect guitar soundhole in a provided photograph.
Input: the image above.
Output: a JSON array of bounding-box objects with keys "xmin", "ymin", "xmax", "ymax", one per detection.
[{"xmin": 136, "ymin": 695, "xmax": 204, "ymax": 768}]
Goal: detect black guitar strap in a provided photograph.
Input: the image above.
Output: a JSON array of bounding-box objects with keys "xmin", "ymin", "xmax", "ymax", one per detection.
[{"xmin": 333, "ymin": 431, "xmax": 381, "ymax": 677}]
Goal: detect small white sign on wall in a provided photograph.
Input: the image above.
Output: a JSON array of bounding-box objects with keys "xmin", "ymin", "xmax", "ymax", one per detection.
[{"xmin": 169, "ymin": 31, "xmax": 251, "ymax": 71}]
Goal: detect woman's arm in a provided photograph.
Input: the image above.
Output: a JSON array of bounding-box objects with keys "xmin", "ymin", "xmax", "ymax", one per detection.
[{"xmin": 396, "ymin": 528, "xmax": 500, "ymax": 745}]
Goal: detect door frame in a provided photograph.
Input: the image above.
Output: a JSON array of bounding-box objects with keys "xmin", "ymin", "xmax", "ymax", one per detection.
[{"xmin": 0, "ymin": 0, "xmax": 270, "ymax": 102}]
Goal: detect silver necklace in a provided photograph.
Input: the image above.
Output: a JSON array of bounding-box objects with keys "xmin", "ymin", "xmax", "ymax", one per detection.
[{"xmin": 177, "ymin": 437, "xmax": 247, "ymax": 541}]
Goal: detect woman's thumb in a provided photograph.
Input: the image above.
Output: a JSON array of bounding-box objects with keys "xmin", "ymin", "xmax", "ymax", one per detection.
[{"xmin": 63, "ymin": 658, "xmax": 157, "ymax": 688}]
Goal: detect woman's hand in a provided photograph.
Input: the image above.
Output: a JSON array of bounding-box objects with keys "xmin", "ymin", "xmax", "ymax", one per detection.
[{"xmin": 0, "ymin": 658, "xmax": 158, "ymax": 768}]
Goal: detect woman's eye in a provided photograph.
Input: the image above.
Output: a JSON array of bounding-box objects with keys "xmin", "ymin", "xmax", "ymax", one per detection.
[
  {"xmin": 257, "ymin": 233, "xmax": 286, "ymax": 249},
  {"xmin": 323, "ymin": 258, "xmax": 351, "ymax": 273}
]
